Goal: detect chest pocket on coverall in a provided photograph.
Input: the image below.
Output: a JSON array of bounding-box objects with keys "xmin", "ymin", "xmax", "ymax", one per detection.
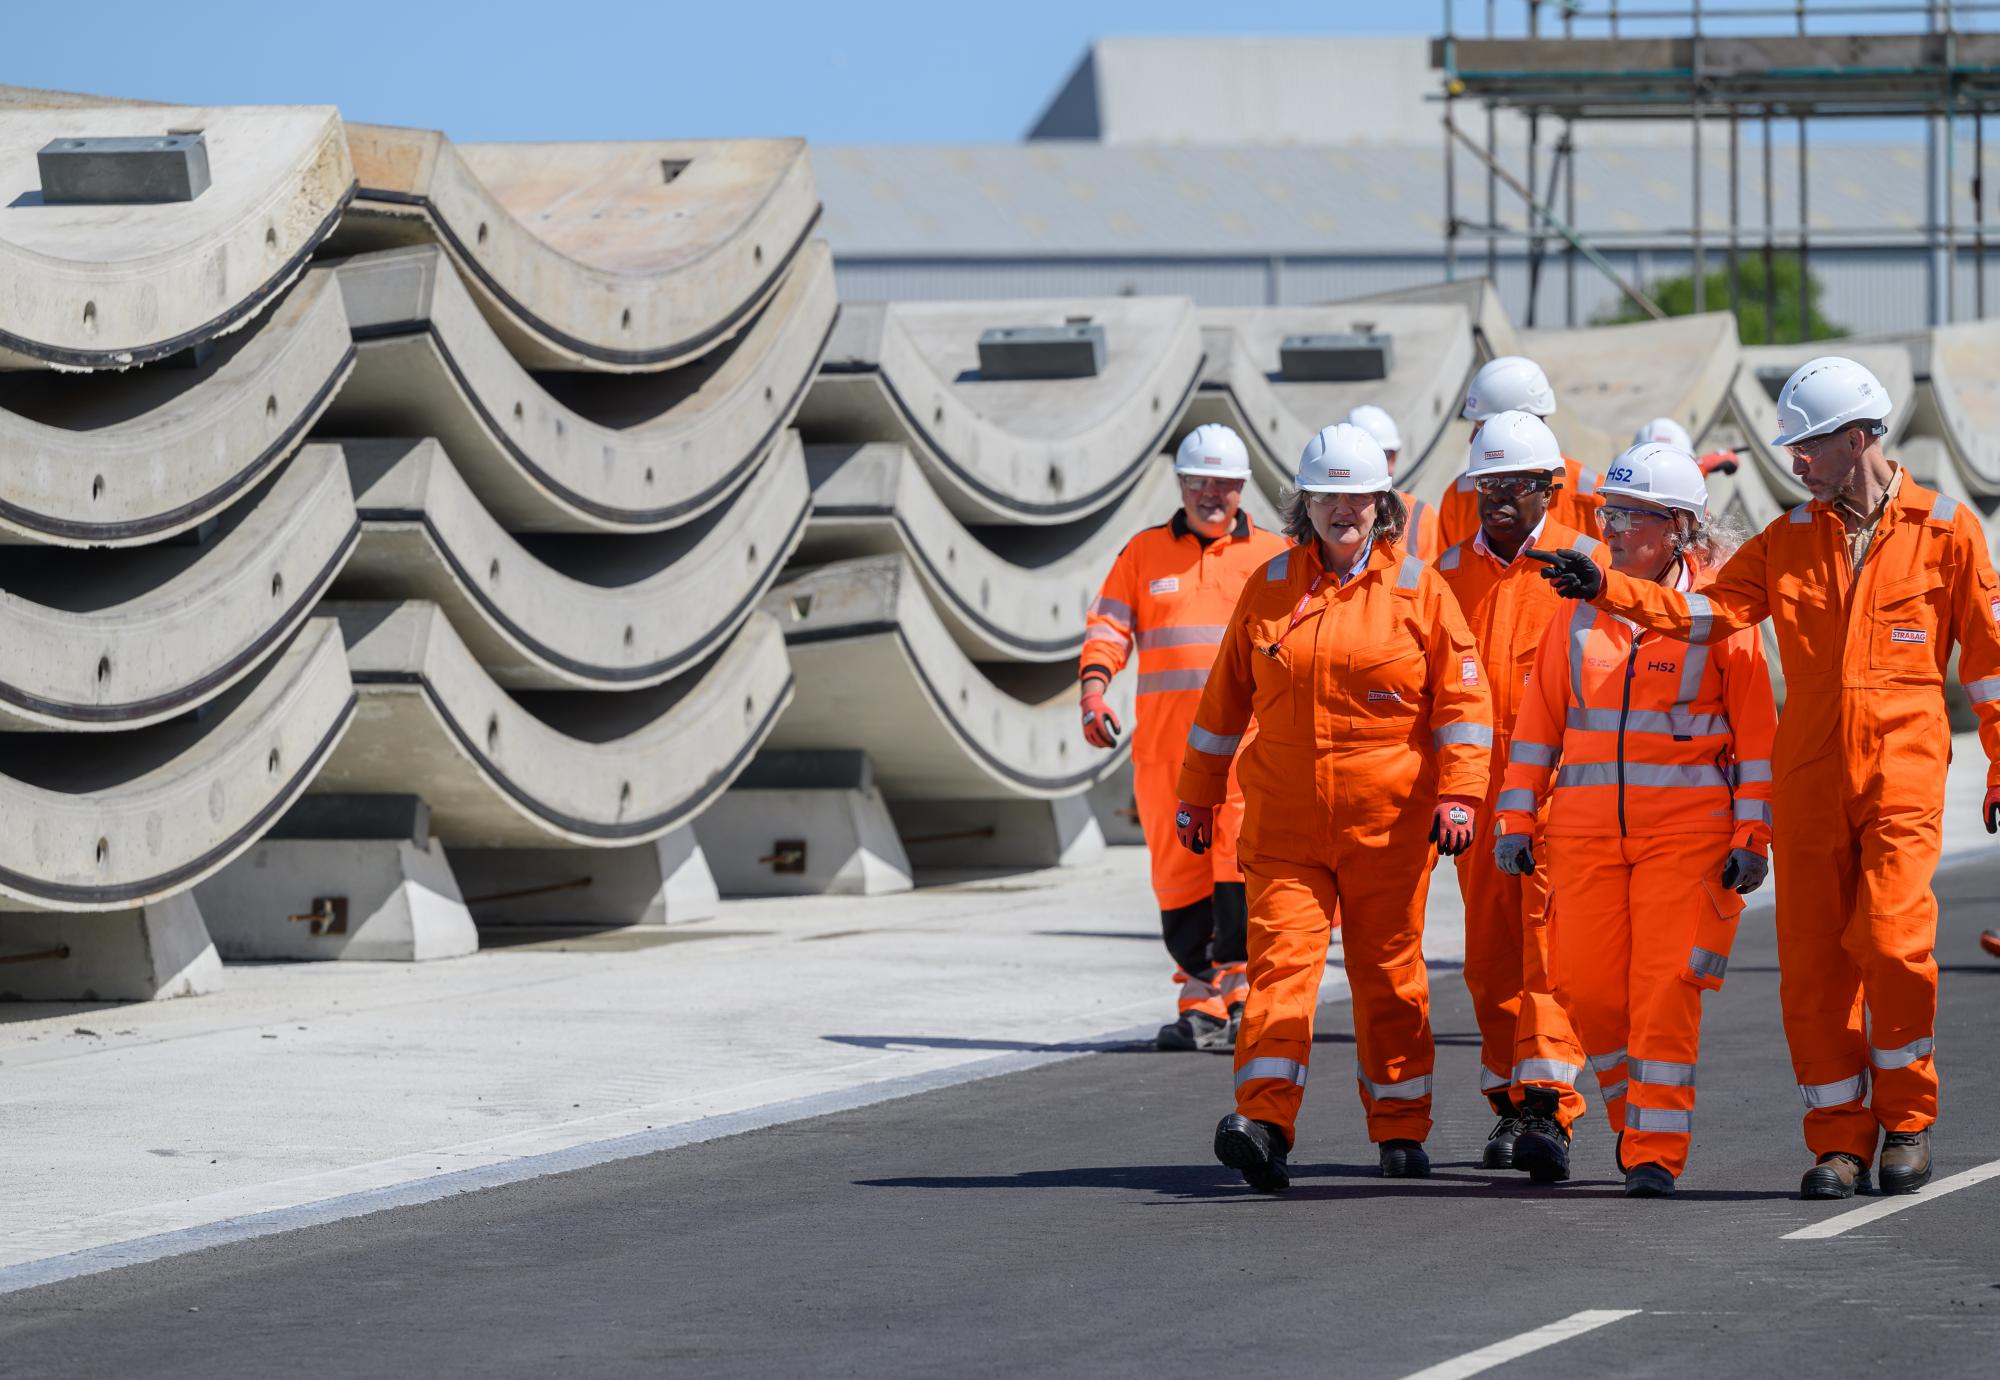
[
  {"xmin": 1870, "ymin": 566, "xmax": 1947, "ymax": 679},
  {"xmin": 1344, "ymin": 636, "xmax": 1425, "ymax": 736}
]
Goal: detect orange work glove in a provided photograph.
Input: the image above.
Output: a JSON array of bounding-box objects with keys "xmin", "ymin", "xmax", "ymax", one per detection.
[
  {"xmin": 1176, "ymin": 802, "xmax": 1213, "ymax": 855},
  {"xmin": 1429, "ymin": 796, "xmax": 1478, "ymax": 857},
  {"xmin": 1080, "ymin": 678, "xmax": 1122, "ymax": 749}
]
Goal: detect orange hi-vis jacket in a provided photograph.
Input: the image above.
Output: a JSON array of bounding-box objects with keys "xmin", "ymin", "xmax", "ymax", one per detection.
[
  {"xmin": 1177, "ymin": 539, "xmax": 1492, "ymax": 860},
  {"xmin": 1436, "ymin": 520, "xmax": 1607, "ymax": 766},
  {"xmin": 1497, "ymin": 558, "xmax": 1779, "ymax": 855},
  {"xmin": 1400, "ymin": 491, "xmax": 1443, "ymax": 564},
  {"xmin": 1439, "ymin": 456, "xmax": 1604, "ymax": 550}
]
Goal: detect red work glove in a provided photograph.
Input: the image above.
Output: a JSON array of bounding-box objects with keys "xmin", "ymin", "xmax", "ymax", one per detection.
[
  {"xmin": 1429, "ymin": 796, "xmax": 1478, "ymax": 857},
  {"xmin": 1080, "ymin": 679, "xmax": 1122, "ymax": 749},
  {"xmin": 1176, "ymin": 802, "xmax": 1213, "ymax": 855},
  {"xmin": 1696, "ymin": 449, "xmax": 1741, "ymax": 477},
  {"xmin": 1984, "ymin": 784, "xmax": 2000, "ymax": 834}
]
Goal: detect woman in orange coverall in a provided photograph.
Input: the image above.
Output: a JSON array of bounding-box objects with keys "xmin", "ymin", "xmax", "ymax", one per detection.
[
  {"xmin": 1495, "ymin": 443, "xmax": 1776, "ymax": 1198},
  {"xmin": 1173, "ymin": 422, "xmax": 1493, "ymax": 1193}
]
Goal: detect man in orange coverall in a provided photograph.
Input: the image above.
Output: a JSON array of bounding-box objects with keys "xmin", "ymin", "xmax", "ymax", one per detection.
[
  {"xmin": 1173, "ymin": 423, "xmax": 1492, "ymax": 1191},
  {"xmin": 1436, "ymin": 410, "xmax": 1609, "ymax": 1183},
  {"xmin": 1531, "ymin": 357, "xmax": 2000, "ymax": 1200},
  {"xmin": 1345, "ymin": 404, "xmax": 1442, "ymax": 563},
  {"xmin": 1080, "ymin": 424, "xmax": 1288, "ymax": 1052},
  {"xmin": 1439, "ymin": 356, "xmax": 1604, "ymax": 547},
  {"xmin": 1499, "ymin": 443, "xmax": 1776, "ymax": 1197}
]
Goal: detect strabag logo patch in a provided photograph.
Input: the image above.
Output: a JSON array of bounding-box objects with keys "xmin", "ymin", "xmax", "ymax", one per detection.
[
  {"xmin": 1461, "ymin": 656, "xmax": 1480, "ymax": 685},
  {"xmin": 1149, "ymin": 576, "xmax": 1179, "ymax": 595},
  {"xmin": 1368, "ymin": 689, "xmax": 1403, "ymax": 703},
  {"xmin": 1890, "ymin": 627, "xmax": 1928, "ymax": 644}
]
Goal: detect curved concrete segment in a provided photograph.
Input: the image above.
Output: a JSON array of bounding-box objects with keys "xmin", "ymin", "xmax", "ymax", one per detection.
[
  {"xmin": 798, "ymin": 297, "xmax": 1205, "ymax": 526},
  {"xmin": 1518, "ymin": 313, "xmax": 1740, "ymax": 468},
  {"xmin": 0, "ymin": 267, "xmax": 354, "ymax": 545},
  {"xmin": 0, "ymin": 105, "xmax": 354, "ymax": 370},
  {"xmin": 0, "ymin": 444, "xmax": 356, "ymax": 731},
  {"xmin": 1883, "ymin": 325, "xmax": 2000, "ymax": 498},
  {"xmin": 335, "ymin": 433, "xmax": 808, "ymax": 689},
  {"xmin": 324, "ymin": 241, "xmax": 834, "ymax": 532},
  {"xmin": 761, "ymin": 555, "xmax": 1133, "ymax": 800},
  {"xmin": 334, "ymin": 124, "xmax": 820, "ymax": 373},
  {"xmin": 312, "ymin": 603, "xmax": 793, "ymax": 847},
  {"xmin": 0, "ymin": 619, "xmax": 355, "ymax": 911},
  {"xmin": 1347, "ymin": 278, "xmax": 1521, "ymax": 362}
]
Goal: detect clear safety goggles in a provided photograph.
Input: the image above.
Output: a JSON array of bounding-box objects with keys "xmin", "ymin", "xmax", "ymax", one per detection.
[
  {"xmin": 1179, "ymin": 475, "xmax": 1245, "ymax": 493},
  {"xmin": 1594, "ymin": 503, "xmax": 1674, "ymax": 534},
  {"xmin": 1473, "ymin": 475, "xmax": 1553, "ymax": 500}
]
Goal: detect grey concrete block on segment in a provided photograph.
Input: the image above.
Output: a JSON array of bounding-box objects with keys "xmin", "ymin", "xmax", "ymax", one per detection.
[
  {"xmin": 449, "ymin": 828, "xmax": 719, "ymax": 927},
  {"xmin": 799, "ymin": 296, "xmax": 1203, "ymax": 526},
  {"xmin": 0, "ymin": 892, "xmax": 220, "ymax": 1001},
  {"xmin": 0, "ymin": 444, "xmax": 357, "ymax": 732},
  {"xmin": 1278, "ymin": 332, "xmax": 1393, "ymax": 383},
  {"xmin": 976, "ymin": 323, "xmax": 1105, "ymax": 380},
  {"xmin": 331, "ymin": 124, "xmax": 820, "ymax": 373},
  {"xmin": 312, "ymin": 602, "xmax": 792, "ymax": 848},
  {"xmin": 268, "ymin": 793, "xmax": 431, "ymax": 846},
  {"xmin": 333, "ymin": 433, "xmax": 807, "ymax": 689},
  {"xmin": 692, "ymin": 785, "xmax": 912, "ymax": 897},
  {"xmin": 37, "ymin": 133, "xmax": 209, "ymax": 204},
  {"xmin": 193, "ymin": 836, "xmax": 475, "ymax": 962},
  {"xmin": 325, "ymin": 240, "xmax": 834, "ymax": 533},
  {"xmin": 0, "ymin": 105, "xmax": 353, "ymax": 369},
  {"xmin": 889, "ymin": 795, "xmax": 1105, "ymax": 872},
  {"xmin": 0, "ymin": 266, "xmax": 353, "ymax": 546}
]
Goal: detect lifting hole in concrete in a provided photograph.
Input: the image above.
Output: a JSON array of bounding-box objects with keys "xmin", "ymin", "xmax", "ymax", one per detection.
[
  {"xmin": 270, "ymin": 572, "xmax": 284, "ymax": 600},
  {"xmin": 511, "ymin": 401, "xmax": 524, "ymax": 424},
  {"xmin": 932, "ymin": 404, "xmax": 944, "ymax": 427},
  {"xmin": 621, "ymin": 308, "xmax": 632, "ymax": 331},
  {"xmin": 487, "ymin": 558, "xmax": 500, "ymax": 582},
  {"xmin": 743, "ymin": 694, "xmax": 755, "ymax": 726},
  {"xmin": 485, "ymin": 714, "xmax": 500, "ymax": 753},
  {"xmin": 622, "ymin": 625, "xmax": 635, "ymax": 649},
  {"xmin": 946, "ymin": 545, "xmax": 957, "ymax": 566},
  {"xmin": 788, "ymin": 592, "xmax": 813, "ymax": 622},
  {"xmin": 979, "ymin": 578, "xmax": 991, "ymax": 609},
  {"xmin": 81, "ymin": 301, "xmax": 96, "ymax": 332},
  {"xmin": 754, "ymin": 244, "xmax": 764, "ymax": 266},
  {"xmin": 1269, "ymin": 416, "xmax": 1279, "ymax": 432},
  {"xmin": 265, "ymin": 395, "xmax": 277, "ymax": 422},
  {"xmin": 95, "ymin": 837, "xmax": 109, "ymax": 867},
  {"xmin": 618, "ymin": 781, "xmax": 632, "ymax": 812},
  {"xmin": 267, "ymin": 748, "xmax": 281, "ymax": 776},
  {"xmin": 660, "ymin": 159, "xmax": 689, "ymax": 184},
  {"xmin": 90, "ymin": 474, "xmax": 105, "ymax": 502},
  {"xmin": 644, "ymin": 467, "xmax": 655, "ymax": 486},
  {"xmin": 746, "ymin": 543, "xmax": 759, "ymax": 566},
  {"xmin": 477, "ymin": 222, "xmax": 489, "ymax": 247},
  {"xmin": 264, "ymin": 226, "xmax": 277, "ymax": 251},
  {"xmin": 1046, "ymin": 463, "xmax": 1063, "ymax": 495},
  {"xmin": 96, "ymin": 655, "xmax": 111, "ymax": 684},
  {"xmin": 1152, "ymin": 395, "xmax": 1161, "ymax": 414}
]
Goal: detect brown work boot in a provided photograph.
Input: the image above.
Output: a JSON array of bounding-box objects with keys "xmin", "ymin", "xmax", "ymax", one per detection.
[
  {"xmin": 1800, "ymin": 1151, "xmax": 1871, "ymax": 1200},
  {"xmin": 1878, "ymin": 1130, "xmax": 1933, "ymax": 1195}
]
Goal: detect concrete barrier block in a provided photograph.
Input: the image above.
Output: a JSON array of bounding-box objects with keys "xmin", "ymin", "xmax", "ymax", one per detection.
[
  {"xmin": 0, "ymin": 893, "xmax": 221, "ymax": 1002},
  {"xmin": 889, "ymin": 795, "xmax": 1105, "ymax": 872},
  {"xmin": 694, "ymin": 787, "xmax": 912, "ymax": 897},
  {"xmin": 449, "ymin": 828, "xmax": 721, "ymax": 928},
  {"xmin": 193, "ymin": 837, "xmax": 477, "ymax": 962}
]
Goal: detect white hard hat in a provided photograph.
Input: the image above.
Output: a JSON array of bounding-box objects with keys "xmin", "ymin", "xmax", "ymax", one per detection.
[
  {"xmin": 1296, "ymin": 423, "xmax": 1392, "ymax": 494},
  {"xmin": 1600, "ymin": 442, "xmax": 1708, "ymax": 518},
  {"xmin": 1174, "ymin": 423, "xmax": 1254, "ymax": 480},
  {"xmin": 1633, "ymin": 416, "xmax": 1693, "ymax": 452},
  {"xmin": 1462, "ymin": 355, "xmax": 1556, "ymax": 421},
  {"xmin": 1772, "ymin": 356, "xmax": 1893, "ymax": 447},
  {"xmin": 1345, "ymin": 404, "xmax": 1402, "ymax": 453},
  {"xmin": 1467, "ymin": 410, "xmax": 1564, "ymax": 476}
]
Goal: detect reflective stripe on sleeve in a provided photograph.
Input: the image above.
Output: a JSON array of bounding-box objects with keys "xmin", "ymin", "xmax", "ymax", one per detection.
[
  {"xmin": 1082, "ymin": 630, "xmax": 1132, "ymax": 655},
  {"xmin": 1629, "ymin": 1058, "xmax": 1698, "ymax": 1088},
  {"xmin": 1966, "ymin": 677, "xmax": 2000, "ymax": 705},
  {"xmin": 1137, "ymin": 669, "xmax": 1209, "ymax": 694},
  {"xmin": 1438, "ymin": 544, "xmax": 1463, "ymax": 572},
  {"xmin": 1265, "ymin": 551, "xmax": 1291, "ymax": 581},
  {"xmin": 1434, "ymin": 723, "xmax": 1494, "ymax": 749},
  {"xmin": 1567, "ymin": 601, "xmax": 1597, "ymax": 708},
  {"xmin": 1599, "ymin": 1079, "xmax": 1628, "ymax": 1103},
  {"xmin": 1495, "ymin": 788, "xmax": 1538, "ymax": 813},
  {"xmin": 1683, "ymin": 590, "xmax": 1714, "ymax": 644},
  {"xmin": 1932, "ymin": 493, "xmax": 1960, "ymax": 524},
  {"xmin": 1624, "ymin": 1105, "xmax": 1692, "ymax": 1134},
  {"xmin": 1359, "ymin": 1071, "xmax": 1434, "ymax": 1101},
  {"xmin": 1187, "ymin": 724, "xmax": 1243, "ymax": 756},
  {"xmin": 1734, "ymin": 798, "xmax": 1773, "ymax": 824},
  {"xmin": 1398, "ymin": 555, "xmax": 1424, "ymax": 590},
  {"xmin": 1735, "ymin": 759, "xmax": 1773, "ymax": 783},
  {"xmin": 1798, "ymin": 1072, "xmax": 1868, "ymax": 1108},
  {"xmin": 1556, "ymin": 761, "xmax": 1730, "ymax": 789},
  {"xmin": 1870, "ymin": 1037, "xmax": 1935, "ymax": 1070},
  {"xmin": 1236, "ymin": 1057, "xmax": 1308, "ymax": 1088},
  {"xmin": 1513, "ymin": 1058, "xmax": 1582, "ymax": 1085},
  {"xmin": 1688, "ymin": 946, "xmax": 1729, "ymax": 980},
  {"xmin": 1088, "ymin": 596, "xmax": 1134, "ymax": 625},
  {"xmin": 1570, "ymin": 533, "xmax": 1601, "ymax": 557},
  {"xmin": 1137, "ymin": 625, "xmax": 1227, "ymax": 651},
  {"xmin": 1509, "ymin": 741, "xmax": 1560, "ymax": 766}
]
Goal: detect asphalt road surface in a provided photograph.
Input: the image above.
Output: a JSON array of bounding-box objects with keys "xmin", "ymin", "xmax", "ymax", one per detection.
[{"xmin": 4, "ymin": 862, "xmax": 1998, "ymax": 1379}]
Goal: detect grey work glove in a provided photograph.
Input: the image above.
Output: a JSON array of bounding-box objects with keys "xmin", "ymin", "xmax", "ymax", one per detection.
[
  {"xmin": 1493, "ymin": 833, "xmax": 1536, "ymax": 877},
  {"xmin": 1720, "ymin": 848, "xmax": 1768, "ymax": 895}
]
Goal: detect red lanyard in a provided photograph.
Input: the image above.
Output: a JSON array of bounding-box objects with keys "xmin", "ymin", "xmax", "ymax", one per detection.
[{"xmin": 1277, "ymin": 574, "xmax": 1328, "ymax": 646}]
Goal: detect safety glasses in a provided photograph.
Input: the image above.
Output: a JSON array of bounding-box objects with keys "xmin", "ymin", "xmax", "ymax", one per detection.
[
  {"xmin": 1304, "ymin": 490, "xmax": 1378, "ymax": 511},
  {"xmin": 1179, "ymin": 475, "xmax": 1246, "ymax": 494},
  {"xmin": 1594, "ymin": 504, "xmax": 1672, "ymax": 534},
  {"xmin": 1473, "ymin": 475, "xmax": 1552, "ymax": 500}
]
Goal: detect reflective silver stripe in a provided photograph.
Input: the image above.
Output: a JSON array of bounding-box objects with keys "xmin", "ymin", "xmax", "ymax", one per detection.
[
  {"xmin": 1514, "ymin": 1058, "xmax": 1582, "ymax": 1085},
  {"xmin": 1082, "ymin": 629, "xmax": 1132, "ymax": 654},
  {"xmin": 1931, "ymin": 493, "xmax": 1960, "ymax": 524},
  {"xmin": 1683, "ymin": 590, "xmax": 1714, "ymax": 645},
  {"xmin": 1480, "ymin": 1066, "xmax": 1511, "ymax": 1092},
  {"xmin": 1438, "ymin": 543, "xmax": 1464, "ymax": 571},
  {"xmin": 1180, "ymin": 974, "xmax": 1219, "ymax": 999},
  {"xmin": 1187, "ymin": 724, "xmax": 1242, "ymax": 755},
  {"xmin": 1556, "ymin": 761, "xmax": 1729, "ymax": 790},
  {"xmin": 1798, "ymin": 1072, "xmax": 1867, "ymax": 1108},
  {"xmin": 1966, "ymin": 677, "xmax": 2000, "ymax": 705},
  {"xmin": 1564, "ymin": 707, "xmax": 1730, "ymax": 737},
  {"xmin": 1496, "ymin": 789, "xmax": 1538, "ymax": 813},
  {"xmin": 1089, "ymin": 597, "xmax": 1134, "ymax": 624},
  {"xmin": 1137, "ymin": 625, "xmax": 1226, "ymax": 651},
  {"xmin": 1509, "ymin": 740, "xmax": 1560, "ymax": 766},
  {"xmin": 1871, "ymin": 1037, "xmax": 1935, "ymax": 1070},
  {"xmin": 1735, "ymin": 759, "xmax": 1773, "ymax": 783},
  {"xmin": 1625, "ymin": 1105, "xmax": 1692, "ymax": 1134},
  {"xmin": 1576, "ymin": 468, "xmax": 1601, "ymax": 495},
  {"xmin": 1600, "ymin": 1079, "xmax": 1628, "ymax": 1103},
  {"xmin": 1217, "ymin": 969, "xmax": 1249, "ymax": 995},
  {"xmin": 1265, "ymin": 551, "xmax": 1291, "ymax": 581},
  {"xmin": 1457, "ymin": 473, "xmax": 1477, "ymax": 492},
  {"xmin": 1630, "ymin": 1058, "xmax": 1698, "ymax": 1088},
  {"xmin": 1236, "ymin": 1057, "xmax": 1308, "ymax": 1088},
  {"xmin": 1433, "ymin": 723, "xmax": 1493, "ymax": 749},
  {"xmin": 1734, "ymin": 798, "xmax": 1773, "ymax": 824},
  {"xmin": 1569, "ymin": 533, "xmax": 1602, "ymax": 557},
  {"xmin": 1789, "ymin": 502, "xmax": 1814, "ymax": 525},
  {"xmin": 1359, "ymin": 1071, "xmax": 1434, "ymax": 1101},
  {"xmin": 1398, "ymin": 555, "xmax": 1424, "ymax": 590},
  {"xmin": 1586, "ymin": 1048, "xmax": 1629, "ymax": 1074},
  {"xmin": 1688, "ymin": 946, "xmax": 1729, "ymax": 979},
  {"xmin": 1673, "ymin": 641, "xmax": 1710, "ymax": 718},
  {"xmin": 1567, "ymin": 601, "xmax": 1597, "ymax": 707},
  {"xmin": 1138, "ymin": 669, "xmax": 1209, "ymax": 694},
  {"xmin": 1408, "ymin": 498, "xmax": 1430, "ymax": 529}
]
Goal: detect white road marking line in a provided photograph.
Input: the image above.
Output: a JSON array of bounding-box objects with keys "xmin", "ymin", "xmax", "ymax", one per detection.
[
  {"xmin": 1398, "ymin": 1310, "xmax": 1644, "ymax": 1380},
  {"xmin": 1782, "ymin": 1156, "xmax": 2000, "ymax": 1240}
]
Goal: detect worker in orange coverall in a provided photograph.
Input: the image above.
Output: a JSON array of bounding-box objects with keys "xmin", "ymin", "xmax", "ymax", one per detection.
[
  {"xmin": 1530, "ymin": 357, "xmax": 2000, "ymax": 1201},
  {"xmin": 1498, "ymin": 443, "xmax": 1776, "ymax": 1198},
  {"xmin": 1080, "ymin": 424, "xmax": 1288, "ymax": 1053},
  {"xmin": 1345, "ymin": 404, "xmax": 1441, "ymax": 563},
  {"xmin": 1439, "ymin": 356, "xmax": 1604, "ymax": 547},
  {"xmin": 1435, "ymin": 410, "xmax": 1609, "ymax": 1184},
  {"xmin": 1171, "ymin": 422, "xmax": 1493, "ymax": 1192}
]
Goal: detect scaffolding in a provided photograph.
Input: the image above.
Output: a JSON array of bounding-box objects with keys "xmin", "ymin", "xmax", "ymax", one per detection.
[{"xmin": 1436, "ymin": 1, "xmax": 2000, "ymax": 335}]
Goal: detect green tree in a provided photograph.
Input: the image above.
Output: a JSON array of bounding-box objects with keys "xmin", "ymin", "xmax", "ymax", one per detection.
[{"xmin": 1592, "ymin": 253, "xmax": 1846, "ymax": 344}]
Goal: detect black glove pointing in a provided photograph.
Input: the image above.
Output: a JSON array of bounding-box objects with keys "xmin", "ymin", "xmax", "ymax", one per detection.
[{"xmin": 1523, "ymin": 547, "xmax": 1604, "ymax": 600}]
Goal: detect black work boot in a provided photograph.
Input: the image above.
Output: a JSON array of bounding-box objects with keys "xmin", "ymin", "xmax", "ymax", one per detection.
[
  {"xmin": 1214, "ymin": 1114, "xmax": 1290, "ymax": 1193},
  {"xmin": 1800, "ymin": 1151, "xmax": 1872, "ymax": 1200},
  {"xmin": 1156, "ymin": 1010, "xmax": 1231, "ymax": 1053},
  {"xmin": 1224, "ymin": 1000, "xmax": 1245, "ymax": 1048},
  {"xmin": 1878, "ymin": 1130, "xmax": 1933, "ymax": 1195},
  {"xmin": 1511, "ymin": 1087, "xmax": 1572, "ymax": 1184},
  {"xmin": 1624, "ymin": 1163, "xmax": 1676, "ymax": 1198},
  {"xmin": 1481, "ymin": 1093, "xmax": 1521, "ymax": 1170},
  {"xmin": 1379, "ymin": 1139, "xmax": 1431, "ymax": 1178}
]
